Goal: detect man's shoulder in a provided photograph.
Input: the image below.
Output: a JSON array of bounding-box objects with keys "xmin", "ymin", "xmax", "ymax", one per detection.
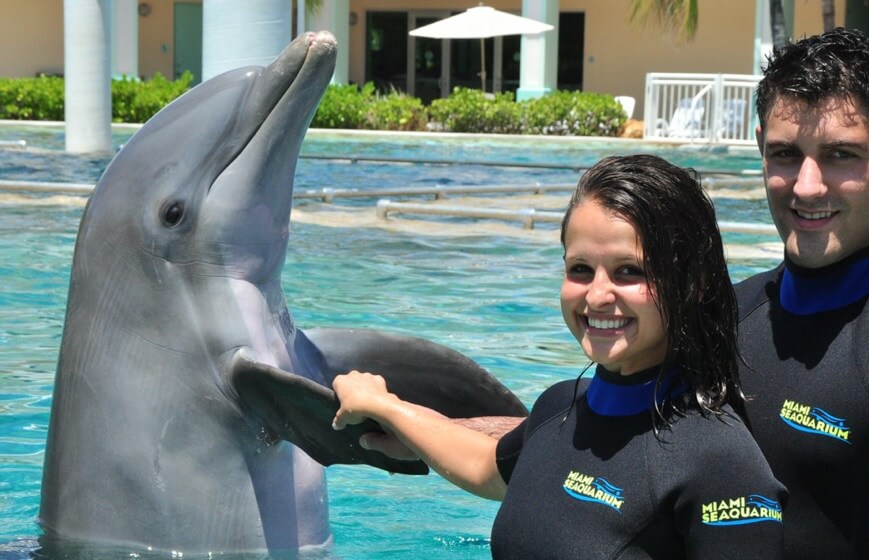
[{"xmin": 735, "ymin": 265, "xmax": 783, "ymax": 320}]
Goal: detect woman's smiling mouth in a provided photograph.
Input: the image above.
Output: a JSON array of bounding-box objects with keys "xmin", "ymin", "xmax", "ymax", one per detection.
[{"xmin": 585, "ymin": 316, "xmax": 631, "ymax": 330}]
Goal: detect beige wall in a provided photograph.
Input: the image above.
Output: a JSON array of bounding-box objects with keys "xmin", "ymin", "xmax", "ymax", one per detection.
[
  {"xmin": 0, "ymin": 0, "xmax": 847, "ymax": 111},
  {"xmin": 0, "ymin": 0, "xmax": 64, "ymax": 77},
  {"xmin": 792, "ymin": 0, "xmax": 846, "ymax": 37},
  {"xmin": 0, "ymin": 0, "xmax": 201, "ymax": 79},
  {"xmin": 577, "ymin": 0, "xmax": 756, "ymax": 115},
  {"xmin": 138, "ymin": 0, "xmax": 201, "ymax": 79}
]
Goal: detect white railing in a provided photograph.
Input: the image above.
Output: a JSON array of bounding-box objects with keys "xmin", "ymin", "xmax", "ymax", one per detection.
[{"xmin": 644, "ymin": 73, "xmax": 761, "ymax": 145}]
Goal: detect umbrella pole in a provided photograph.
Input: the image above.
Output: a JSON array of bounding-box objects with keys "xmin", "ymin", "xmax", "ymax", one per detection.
[{"xmin": 479, "ymin": 37, "xmax": 486, "ymax": 92}]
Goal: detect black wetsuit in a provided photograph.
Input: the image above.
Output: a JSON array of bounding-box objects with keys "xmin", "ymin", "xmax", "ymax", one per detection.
[
  {"xmin": 736, "ymin": 249, "xmax": 869, "ymax": 559},
  {"xmin": 492, "ymin": 365, "xmax": 786, "ymax": 559}
]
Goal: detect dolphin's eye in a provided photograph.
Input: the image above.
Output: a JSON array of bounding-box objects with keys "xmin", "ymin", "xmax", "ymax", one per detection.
[{"xmin": 162, "ymin": 201, "xmax": 185, "ymax": 227}]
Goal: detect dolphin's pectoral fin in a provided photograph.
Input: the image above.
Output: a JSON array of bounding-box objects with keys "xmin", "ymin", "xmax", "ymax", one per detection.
[
  {"xmin": 230, "ymin": 350, "xmax": 429, "ymax": 475},
  {"xmin": 302, "ymin": 327, "xmax": 530, "ymax": 418}
]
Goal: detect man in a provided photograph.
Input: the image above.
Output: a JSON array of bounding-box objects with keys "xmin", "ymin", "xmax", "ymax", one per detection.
[{"xmin": 738, "ymin": 27, "xmax": 869, "ymax": 558}]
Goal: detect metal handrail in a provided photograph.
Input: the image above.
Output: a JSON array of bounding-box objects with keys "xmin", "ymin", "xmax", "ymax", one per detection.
[
  {"xmin": 296, "ymin": 183, "xmax": 574, "ymax": 202},
  {"xmin": 375, "ymin": 200, "xmax": 562, "ymax": 230},
  {"xmin": 375, "ymin": 199, "xmax": 779, "ymax": 235},
  {"xmin": 0, "ymin": 179, "xmax": 777, "ymax": 235},
  {"xmin": 0, "ymin": 179, "xmax": 94, "ymax": 193},
  {"xmin": 298, "ymin": 153, "xmax": 761, "ymax": 176},
  {"xmin": 1, "ymin": 177, "xmax": 762, "ymax": 198}
]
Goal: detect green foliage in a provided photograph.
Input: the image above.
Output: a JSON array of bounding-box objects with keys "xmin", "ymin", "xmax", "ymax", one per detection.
[
  {"xmin": 429, "ymin": 87, "xmax": 522, "ymax": 134},
  {"xmin": 428, "ymin": 87, "xmax": 625, "ymax": 136},
  {"xmin": 111, "ymin": 71, "xmax": 193, "ymax": 123},
  {"xmin": 0, "ymin": 76, "xmax": 64, "ymax": 120},
  {"xmin": 1, "ymin": 74, "xmax": 626, "ymax": 137},
  {"xmin": 520, "ymin": 91, "xmax": 627, "ymax": 136},
  {"xmin": 311, "ymin": 82, "xmax": 373, "ymax": 129},
  {"xmin": 0, "ymin": 73, "xmax": 192, "ymax": 123},
  {"xmin": 629, "ymin": 0, "xmax": 699, "ymax": 43},
  {"xmin": 362, "ymin": 90, "xmax": 428, "ymax": 131},
  {"xmin": 314, "ymin": 83, "xmax": 429, "ymax": 131}
]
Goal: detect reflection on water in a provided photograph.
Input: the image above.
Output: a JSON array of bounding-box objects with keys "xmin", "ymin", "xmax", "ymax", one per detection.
[{"xmin": 0, "ymin": 125, "xmax": 781, "ymax": 559}]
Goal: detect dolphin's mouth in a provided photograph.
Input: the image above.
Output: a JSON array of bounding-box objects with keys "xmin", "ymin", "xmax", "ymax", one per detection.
[
  {"xmin": 210, "ymin": 31, "xmax": 338, "ymax": 201},
  {"xmin": 186, "ymin": 32, "xmax": 337, "ymax": 283}
]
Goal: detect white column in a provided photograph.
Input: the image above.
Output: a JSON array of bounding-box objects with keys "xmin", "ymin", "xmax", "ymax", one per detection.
[
  {"xmin": 754, "ymin": 0, "xmax": 772, "ymax": 75},
  {"xmin": 297, "ymin": 0, "xmax": 306, "ymax": 34},
  {"xmin": 309, "ymin": 0, "xmax": 348, "ymax": 84},
  {"xmin": 109, "ymin": 0, "xmax": 138, "ymax": 78},
  {"xmin": 517, "ymin": 0, "xmax": 558, "ymax": 101},
  {"xmin": 202, "ymin": 0, "xmax": 293, "ymax": 81},
  {"xmin": 64, "ymin": 0, "xmax": 112, "ymax": 154}
]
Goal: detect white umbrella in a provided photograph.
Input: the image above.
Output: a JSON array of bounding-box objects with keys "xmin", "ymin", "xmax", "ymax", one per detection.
[{"xmin": 409, "ymin": 5, "xmax": 554, "ymax": 91}]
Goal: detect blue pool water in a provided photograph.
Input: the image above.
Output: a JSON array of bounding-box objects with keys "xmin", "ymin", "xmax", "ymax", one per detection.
[{"xmin": 0, "ymin": 124, "xmax": 780, "ymax": 558}]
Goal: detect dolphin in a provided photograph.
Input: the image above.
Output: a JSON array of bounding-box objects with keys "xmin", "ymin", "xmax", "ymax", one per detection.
[{"xmin": 38, "ymin": 31, "xmax": 526, "ymax": 556}]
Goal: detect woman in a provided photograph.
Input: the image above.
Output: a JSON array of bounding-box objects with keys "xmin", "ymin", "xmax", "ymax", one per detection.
[{"xmin": 332, "ymin": 155, "xmax": 786, "ymax": 558}]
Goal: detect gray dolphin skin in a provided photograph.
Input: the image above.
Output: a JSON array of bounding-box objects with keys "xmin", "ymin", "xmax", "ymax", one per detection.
[{"xmin": 38, "ymin": 31, "xmax": 526, "ymax": 556}]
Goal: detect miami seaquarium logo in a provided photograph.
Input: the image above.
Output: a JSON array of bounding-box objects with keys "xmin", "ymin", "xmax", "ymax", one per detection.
[
  {"xmin": 562, "ymin": 470, "xmax": 624, "ymax": 513},
  {"xmin": 779, "ymin": 399, "xmax": 851, "ymax": 444},
  {"xmin": 701, "ymin": 495, "xmax": 783, "ymax": 526}
]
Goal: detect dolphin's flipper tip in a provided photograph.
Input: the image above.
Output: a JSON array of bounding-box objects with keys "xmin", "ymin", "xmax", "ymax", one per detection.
[{"xmin": 231, "ymin": 352, "xmax": 429, "ymax": 475}]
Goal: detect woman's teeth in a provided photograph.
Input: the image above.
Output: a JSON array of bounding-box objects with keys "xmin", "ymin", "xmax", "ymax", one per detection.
[{"xmin": 587, "ymin": 317, "xmax": 629, "ymax": 329}]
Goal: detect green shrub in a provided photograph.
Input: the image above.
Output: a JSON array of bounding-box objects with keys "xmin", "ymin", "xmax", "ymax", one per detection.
[
  {"xmin": 362, "ymin": 90, "xmax": 428, "ymax": 131},
  {"xmin": 311, "ymin": 82, "xmax": 374, "ymax": 129},
  {"xmin": 0, "ymin": 73, "xmax": 627, "ymax": 137},
  {"xmin": 111, "ymin": 71, "xmax": 193, "ymax": 123},
  {"xmin": 0, "ymin": 73, "xmax": 192, "ymax": 123},
  {"xmin": 429, "ymin": 87, "xmax": 523, "ymax": 134},
  {"xmin": 520, "ymin": 91, "xmax": 626, "ymax": 136},
  {"xmin": 0, "ymin": 76, "xmax": 65, "ymax": 120}
]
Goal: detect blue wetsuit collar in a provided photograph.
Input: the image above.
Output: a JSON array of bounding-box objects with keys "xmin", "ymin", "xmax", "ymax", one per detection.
[
  {"xmin": 586, "ymin": 364, "xmax": 684, "ymax": 417},
  {"xmin": 780, "ymin": 247, "xmax": 869, "ymax": 316}
]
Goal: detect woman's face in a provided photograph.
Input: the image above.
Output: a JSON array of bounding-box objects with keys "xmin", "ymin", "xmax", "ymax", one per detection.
[{"xmin": 560, "ymin": 199, "xmax": 668, "ymax": 375}]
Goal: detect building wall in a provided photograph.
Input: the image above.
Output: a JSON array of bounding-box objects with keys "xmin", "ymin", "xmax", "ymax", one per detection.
[
  {"xmin": 0, "ymin": 0, "xmax": 848, "ymax": 113},
  {"xmin": 0, "ymin": 0, "xmax": 64, "ymax": 77},
  {"xmin": 577, "ymin": 0, "xmax": 755, "ymax": 114},
  {"xmin": 138, "ymin": 0, "xmax": 202, "ymax": 79},
  {"xmin": 0, "ymin": 0, "xmax": 200, "ymax": 79},
  {"xmin": 348, "ymin": 0, "xmax": 845, "ymax": 116}
]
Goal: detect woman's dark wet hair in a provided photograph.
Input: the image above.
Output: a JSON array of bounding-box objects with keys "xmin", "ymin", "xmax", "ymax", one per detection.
[
  {"xmin": 756, "ymin": 27, "xmax": 869, "ymax": 129},
  {"xmin": 560, "ymin": 154, "xmax": 744, "ymax": 420}
]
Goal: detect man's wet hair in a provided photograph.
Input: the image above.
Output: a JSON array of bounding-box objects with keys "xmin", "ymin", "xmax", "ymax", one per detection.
[{"xmin": 756, "ymin": 27, "xmax": 869, "ymax": 129}]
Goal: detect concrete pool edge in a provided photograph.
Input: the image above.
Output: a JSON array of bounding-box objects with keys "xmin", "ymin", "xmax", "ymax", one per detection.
[{"xmin": 0, "ymin": 119, "xmax": 760, "ymax": 155}]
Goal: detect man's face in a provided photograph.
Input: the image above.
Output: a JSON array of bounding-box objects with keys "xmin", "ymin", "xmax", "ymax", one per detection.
[{"xmin": 757, "ymin": 95, "xmax": 869, "ymax": 268}]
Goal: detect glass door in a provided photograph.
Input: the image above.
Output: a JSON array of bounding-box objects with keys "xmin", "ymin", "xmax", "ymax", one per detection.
[
  {"xmin": 366, "ymin": 11, "xmax": 408, "ymax": 93},
  {"xmin": 408, "ymin": 12, "xmax": 450, "ymax": 104}
]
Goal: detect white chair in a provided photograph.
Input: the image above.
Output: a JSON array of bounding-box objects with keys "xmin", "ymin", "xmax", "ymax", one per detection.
[
  {"xmin": 667, "ymin": 97, "xmax": 705, "ymax": 138},
  {"xmin": 614, "ymin": 96, "xmax": 636, "ymax": 119},
  {"xmin": 721, "ymin": 98, "xmax": 746, "ymax": 139}
]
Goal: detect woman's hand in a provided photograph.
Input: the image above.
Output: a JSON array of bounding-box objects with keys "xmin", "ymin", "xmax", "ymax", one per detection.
[
  {"xmin": 332, "ymin": 370, "xmax": 394, "ymax": 429},
  {"xmin": 331, "ymin": 370, "xmax": 507, "ymax": 500}
]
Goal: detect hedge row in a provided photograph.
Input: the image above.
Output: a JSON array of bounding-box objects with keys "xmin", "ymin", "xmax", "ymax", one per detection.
[
  {"xmin": 0, "ymin": 75, "xmax": 627, "ymax": 137},
  {"xmin": 312, "ymin": 83, "xmax": 627, "ymax": 136},
  {"xmin": 0, "ymin": 72, "xmax": 194, "ymax": 123}
]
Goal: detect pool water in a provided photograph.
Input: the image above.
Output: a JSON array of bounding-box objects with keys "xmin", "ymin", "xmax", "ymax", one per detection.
[{"xmin": 0, "ymin": 125, "xmax": 780, "ymax": 558}]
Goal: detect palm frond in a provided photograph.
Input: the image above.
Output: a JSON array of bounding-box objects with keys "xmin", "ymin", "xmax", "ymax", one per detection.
[{"xmin": 628, "ymin": 0, "xmax": 699, "ymax": 43}]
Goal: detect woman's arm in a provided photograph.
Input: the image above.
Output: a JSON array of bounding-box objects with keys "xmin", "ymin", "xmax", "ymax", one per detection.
[{"xmin": 332, "ymin": 370, "xmax": 508, "ymax": 501}]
